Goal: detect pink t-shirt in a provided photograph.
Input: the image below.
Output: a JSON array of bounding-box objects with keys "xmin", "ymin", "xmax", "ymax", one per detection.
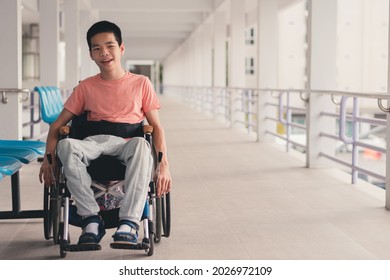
[{"xmin": 64, "ymin": 72, "xmax": 160, "ymax": 124}]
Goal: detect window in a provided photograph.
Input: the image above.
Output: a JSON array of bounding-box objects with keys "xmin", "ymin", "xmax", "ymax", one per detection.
[
  {"xmin": 245, "ymin": 57, "xmax": 255, "ymax": 75},
  {"xmin": 245, "ymin": 27, "xmax": 255, "ymax": 45}
]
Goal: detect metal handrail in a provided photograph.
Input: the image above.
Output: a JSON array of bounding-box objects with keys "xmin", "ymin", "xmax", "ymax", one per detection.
[
  {"xmin": 163, "ymin": 84, "xmax": 388, "ymax": 188},
  {"xmin": 264, "ymin": 88, "xmax": 390, "ymax": 113},
  {"xmin": 264, "ymin": 88, "xmax": 387, "ymax": 185},
  {"xmin": 1, "ymin": 88, "xmax": 31, "ymax": 104},
  {"xmin": 262, "ymin": 88, "xmax": 390, "ymax": 99}
]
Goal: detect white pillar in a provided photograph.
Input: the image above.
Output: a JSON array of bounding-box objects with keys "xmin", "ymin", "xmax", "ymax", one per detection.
[
  {"xmin": 385, "ymin": 0, "xmax": 390, "ymax": 209},
  {"xmin": 64, "ymin": 0, "xmax": 80, "ymax": 89},
  {"xmin": 39, "ymin": 0, "xmax": 60, "ymax": 87},
  {"xmin": 154, "ymin": 61, "xmax": 161, "ymax": 94},
  {"xmin": 257, "ymin": 0, "xmax": 278, "ymax": 142},
  {"xmin": 306, "ymin": 0, "xmax": 337, "ymax": 168},
  {"xmin": 202, "ymin": 24, "xmax": 213, "ymax": 87},
  {"xmin": 212, "ymin": 12, "xmax": 227, "ymax": 119},
  {"xmin": 229, "ymin": 0, "xmax": 246, "ymax": 128},
  {"xmin": 213, "ymin": 12, "xmax": 227, "ymax": 88},
  {"xmin": 80, "ymin": 10, "xmax": 99, "ymax": 80},
  {"xmin": 194, "ymin": 30, "xmax": 203, "ymax": 87},
  {"xmin": 0, "ymin": 0, "xmax": 23, "ymax": 139},
  {"xmin": 188, "ymin": 37, "xmax": 196, "ymax": 87},
  {"xmin": 228, "ymin": 0, "xmax": 246, "ymax": 87}
]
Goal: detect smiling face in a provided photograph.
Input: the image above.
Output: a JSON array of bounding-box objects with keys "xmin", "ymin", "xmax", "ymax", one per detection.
[{"xmin": 89, "ymin": 32, "xmax": 125, "ymax": 78}]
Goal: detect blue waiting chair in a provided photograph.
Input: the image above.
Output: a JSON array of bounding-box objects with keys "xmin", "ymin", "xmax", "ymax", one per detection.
[
  {"xmin": 0, "ymin": 152, "xmax": 44, "ymax": 220},
  {"xmin": 0, "ymin": 140, "xmax": 45, "ymax": 155},
  {"xmin": 34, "ymin": 86, "xmax": 64, "ymax": 125},
  {"xmin": 0, "ymin": 147, "xmax": 38, "ymax": 164},
  {"xmin": 0, "ymin": 156, "xmax": 22, "ymax": 176}
]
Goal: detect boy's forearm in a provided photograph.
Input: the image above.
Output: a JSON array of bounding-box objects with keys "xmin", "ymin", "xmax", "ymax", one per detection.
[
  {"xmin": 44, "ymin": 125, "xmax": 60, "ymax": 157},
  {"xmin": 43, "ymin": 109, "xmax": 75, "ymax": 157},
  {"xmin": 153, "ymin": 126, "xmax": 169, "ymax": 167}
]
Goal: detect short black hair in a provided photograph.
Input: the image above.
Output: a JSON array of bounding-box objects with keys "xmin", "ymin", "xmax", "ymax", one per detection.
[{"xmin": 86, "ymin": 20, "xmax": 122, "ymax": 51}]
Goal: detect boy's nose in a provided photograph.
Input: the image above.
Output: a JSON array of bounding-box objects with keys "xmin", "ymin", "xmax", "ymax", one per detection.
[{"xmin": 100, "ymin": 49, "xmax": 109, "ymax": 57}]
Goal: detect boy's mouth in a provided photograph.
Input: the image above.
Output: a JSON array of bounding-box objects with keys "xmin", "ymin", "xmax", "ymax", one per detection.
[{"xmin": 101, "ymin": 59, "xmax": 113, "ymax": 64}]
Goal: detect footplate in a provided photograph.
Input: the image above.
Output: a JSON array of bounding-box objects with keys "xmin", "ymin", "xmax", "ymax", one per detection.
[
  {"xmin": 65, "ymin": 243, "xmax": 102, "ymax": 251},
  {"xmin": 110, "ymin": 239, "xmax": 149, "ymax": 250}
]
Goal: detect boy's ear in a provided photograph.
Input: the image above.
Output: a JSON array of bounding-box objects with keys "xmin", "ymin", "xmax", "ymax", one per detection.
[{"xmin": 120, "ymin": 43, "xmax": 125, "ymax": 55}]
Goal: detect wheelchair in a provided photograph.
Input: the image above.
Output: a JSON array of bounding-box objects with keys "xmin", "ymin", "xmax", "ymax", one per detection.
[{"xmin": 42, "ymin": 114, "xmax": 171, "ymax": 258}]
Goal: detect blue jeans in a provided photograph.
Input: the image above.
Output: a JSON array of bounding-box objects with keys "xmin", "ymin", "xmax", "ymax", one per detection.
[{"xmin": 57, "ymin": 135, "xmax": 153, "ymax": 227}]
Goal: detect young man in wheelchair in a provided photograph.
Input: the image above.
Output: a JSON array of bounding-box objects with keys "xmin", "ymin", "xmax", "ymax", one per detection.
[{"xmin": 39, "ymin": 21, "xmax": 171, "ymax": 248}]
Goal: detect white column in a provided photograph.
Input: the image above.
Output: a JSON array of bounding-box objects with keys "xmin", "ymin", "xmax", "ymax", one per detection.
[
  {"xmin": 80, "ymin": 10, "xmax": 99, "ymax": 80},
  {"xmin": 194, "ymin": 31, "xmax": 202, "ymax": 87},
  {"xmin": 257, "ymin": 0, "xmax": 278, "ymax": 142},
  {"xmin": 306, "ymin": 0, "xmax": 337, "ymax": 168},
  {"xmin": 202, "ymin": 23, "xmax": 213, "ymax": 87},
  {"xmin": 188, "ymin": 37, "xmax": 197, "ymax": 87},
  {"xmin": 39, "ymin": 0, "xmax": 60, "ymax": 86},
  {"xmin": 183, "ymin": 40, "xmax": 192, "ymax": 86},
  {"xmin": 212, "ymin": 12, "xmax": 227, "ymax": 119},
  {"xmin": 0, "ymin": 0, "xmax": 23, "ymax": 139},
  {"xmin": 153, "ymin": 61, "xmax": 160, "ymax": 94},
  {"xmin": 229, "ymin": 0, "xmax": 246, "ymax": 127},
  {"xmin": 228, "ymin": 0, "xmax": 246, "ymax": 87},
  {"xmin": 64, "ymin": 0, "xmax": 80, "ymax": 89},
  {"xmin": 385, "ymin": 0, "xmax": 390, "ymax": 209},
  {"xmin": 213, "ymin": 12, "xmax": 226, "ymax": 88},
  {"xmin": 200, "ymin": 24, "xmax": 212, "ymax": 114}
]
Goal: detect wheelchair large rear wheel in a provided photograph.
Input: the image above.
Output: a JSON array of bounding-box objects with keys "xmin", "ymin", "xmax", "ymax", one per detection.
[
  {"xmin": 162, "ymin": 192, "xmax": 171, "ymax": 238},
  {"xmin": 146, "ymin": 220, "xmax": 154, "ymax": 256},
  {"xmin": 51, "ymin": 184, "xmax": 61, "ymax": 244},
  {"xmin": 154, "ymin": 196, "xmax": 162, "ymax": 243},
  {"xmin": 43, "ymin": 184, "xmax": 61, "ymax": 243},
  {"xmin": 58, "ymin": 222, "xmax": 69, "ymax": 258},
  {"xmin": 43, "ymin": 187, "xmax": 52, "ymax": 240},
  {"xmin": 154, "ymin": 192, "xmax": 171, "ymax": 242}
]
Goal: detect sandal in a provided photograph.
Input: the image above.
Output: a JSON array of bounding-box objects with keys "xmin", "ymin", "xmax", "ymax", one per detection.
[
  {"xmin": 111, "ymin": 220, "xmax": 138, "ymax": 246},
  {"xmin": 78, "ymin": 215, "xmax": 106, "ymax": 245}
]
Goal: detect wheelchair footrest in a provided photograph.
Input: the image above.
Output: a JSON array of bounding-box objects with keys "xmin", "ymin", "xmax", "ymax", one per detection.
[
  {"xmin": 110, "ymin": 239, "xmax": 150, "ymax": 250},
  {"xmin": 65, "ymin": 243, "xmax": 102, "ymax": 251}
]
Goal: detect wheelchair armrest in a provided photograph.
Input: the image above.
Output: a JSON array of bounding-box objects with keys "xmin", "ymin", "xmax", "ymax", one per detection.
[
  {"xmin": 143, "ymin": 125, "xmax": 153, "ymax": 135},
  {"xmin": 143, "ymin": 125, "xmax": 153, "ymax": 146},
  {"xmin": 59, "ymin": 126, "xmax": 71, "ymax": 137}
]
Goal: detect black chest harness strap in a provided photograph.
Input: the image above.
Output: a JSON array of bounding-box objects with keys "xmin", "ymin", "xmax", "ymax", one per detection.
[{"xmin": 69, "ymin": 112, "xmax": 144, "ymax": 140}]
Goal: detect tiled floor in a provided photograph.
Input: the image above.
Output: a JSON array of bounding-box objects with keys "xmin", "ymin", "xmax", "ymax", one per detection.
[{"xmin": 0, "ymin": 95, "xmax": 389, "ymax": 260}]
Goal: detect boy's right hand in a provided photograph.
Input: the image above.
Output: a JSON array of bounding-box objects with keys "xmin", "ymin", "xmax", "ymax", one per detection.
[{"xmin": 39, "ymin": 157, "xmax": 57, "ymax": 187}]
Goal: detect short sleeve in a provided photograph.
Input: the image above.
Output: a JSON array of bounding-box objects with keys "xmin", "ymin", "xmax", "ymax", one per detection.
[
  {"xmin": 141, "ymin": 77, "xmax": 161, "ymax": 113},
  {"xmin": 63, "ymin": 84, "xmax": 85, "ymax": 116}
]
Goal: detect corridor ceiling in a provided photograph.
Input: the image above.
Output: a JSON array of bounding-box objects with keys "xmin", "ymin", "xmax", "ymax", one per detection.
[
  {"xmin": 22, "ymin": 0, "xmax": 226, "ymax": 62},
  {"xmin": 85, "ymin": 0, "xmax": 227, "ymax": 62},
  {"xmin": 22, "ymin": 0, "xmax": 299, "ymax": 62}
]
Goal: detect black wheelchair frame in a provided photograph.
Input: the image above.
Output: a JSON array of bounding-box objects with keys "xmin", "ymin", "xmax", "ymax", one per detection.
[{"xmin": 42, "ymin": 121, "xmax": 171, "ymax": 258}]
